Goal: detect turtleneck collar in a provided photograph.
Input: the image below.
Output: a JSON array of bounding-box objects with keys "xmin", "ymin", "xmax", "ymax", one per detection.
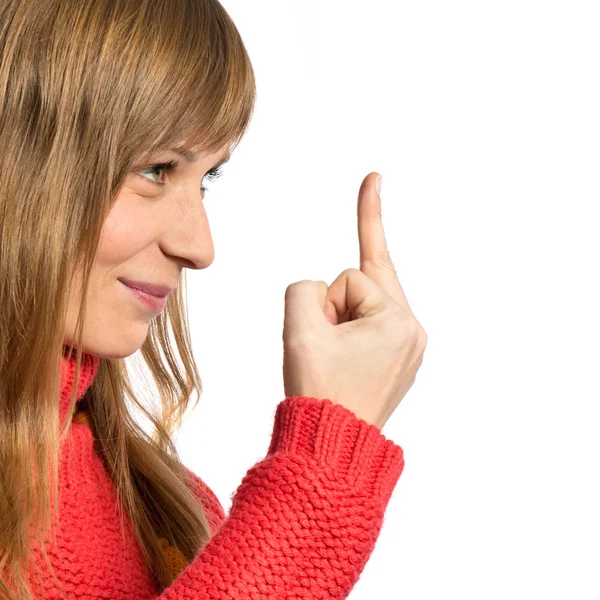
[{"xmin": 59, "ymin": 347, "xmax": 100, "ymax": 427}]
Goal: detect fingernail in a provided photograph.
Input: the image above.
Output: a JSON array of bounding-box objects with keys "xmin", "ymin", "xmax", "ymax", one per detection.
[{"xmin": 375, "ymin": 175, "xmax": 382, "ymax": 195}]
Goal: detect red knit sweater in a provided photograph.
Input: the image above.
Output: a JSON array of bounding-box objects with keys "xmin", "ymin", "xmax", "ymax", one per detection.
[{"xmin": 26, "ymin": 350, "xmax": 405, "ymax": 599}]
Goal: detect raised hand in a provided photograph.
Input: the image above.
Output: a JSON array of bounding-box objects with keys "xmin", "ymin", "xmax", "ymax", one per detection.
[{"xmin": 282, "ymin": 173, "xmax": 427, "ymax": 430}]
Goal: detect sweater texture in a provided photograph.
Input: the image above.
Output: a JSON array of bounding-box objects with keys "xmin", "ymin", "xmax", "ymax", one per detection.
[{"xmin": 22, "ymin": 349, "xmax": 405, "ymax": 599}]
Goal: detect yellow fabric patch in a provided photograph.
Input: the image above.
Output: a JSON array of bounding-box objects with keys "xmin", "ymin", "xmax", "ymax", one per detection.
[
  {"xmin": 157, "ymin": 537, "xmax": 189, "ymax": 579},
  {"xmin": 73, "ymin": 409, "xmax": 92, "ymax": 427}
]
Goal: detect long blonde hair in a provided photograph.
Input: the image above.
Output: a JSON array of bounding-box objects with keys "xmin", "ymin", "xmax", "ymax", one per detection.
[{"xmin": 0, "ymin": 0, "xmax": 256, "ymax": 597}]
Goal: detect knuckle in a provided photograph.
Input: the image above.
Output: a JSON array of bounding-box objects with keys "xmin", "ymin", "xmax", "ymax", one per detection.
[
  {"xmin": 285, "ymin": 279, "xmax": 312, "ymax": 295},
  {"xmin": 415, "ymin": 353, "xmax": 424, "ymax": 370},
  {"xmin": 417, "ymin": 324, "xmax": 428, "ymax": 350},
  {"xmin": 285, "ymin": 280, "xmax": 329, "ymax": 304},
  {"xmin": 284, "ymin": 283, "xmax": 296, "ymax": 299},
  {"xmin": 374, "ymin": 248, "xmax": 395, "ymax": 268},
  {"xmin": 408, "ymin": 318, "xmax": 423, "ymax": 343},
  {"xmin": 363, "ymin": 249, "xmax": 396, "ymax": 273},
  {"xmin": 393, "ymin": 315, "xmax": 424, "ymax": 349}
]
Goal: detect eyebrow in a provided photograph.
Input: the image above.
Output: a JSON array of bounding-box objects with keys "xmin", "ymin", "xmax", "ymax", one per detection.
[{"xmin": 170, "ymin": 146, "xmax": 231, "ymax": 166}]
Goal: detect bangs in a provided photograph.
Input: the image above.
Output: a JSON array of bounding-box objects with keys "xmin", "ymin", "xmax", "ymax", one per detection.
[{"xmin": 107, "ymin": 0, "xmax": 256, "ymax": 160}]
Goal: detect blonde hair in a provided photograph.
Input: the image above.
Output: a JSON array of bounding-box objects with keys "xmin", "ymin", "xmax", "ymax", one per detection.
[{"xmin": 0, "ymin": 0, "xmax": 255, "ymax": 597}]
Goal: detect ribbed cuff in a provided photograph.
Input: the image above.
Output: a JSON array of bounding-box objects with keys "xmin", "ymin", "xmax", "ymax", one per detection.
[{"xmin": 267, "ymin": 396, "xmax": 405, "ymax": 507}]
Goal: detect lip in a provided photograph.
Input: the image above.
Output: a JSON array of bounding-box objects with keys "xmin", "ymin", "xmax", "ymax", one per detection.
[
  {"xmin": 120, "ymin": 280, "xmax": 169, "ymax": 312},
  {"xmin": 118, "ymin": 278, "xmax": 175, "ymax": 298}
]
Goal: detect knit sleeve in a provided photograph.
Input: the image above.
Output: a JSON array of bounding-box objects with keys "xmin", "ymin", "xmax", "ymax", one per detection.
[{"xmin": 156, "ymin": 396, "xmax": 405, "ymax": 600}]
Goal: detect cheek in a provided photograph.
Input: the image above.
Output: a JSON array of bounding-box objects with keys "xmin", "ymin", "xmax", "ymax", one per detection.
[{"xmin": 96, "ymin": 194, "xmax": 146, "ymax": 265}]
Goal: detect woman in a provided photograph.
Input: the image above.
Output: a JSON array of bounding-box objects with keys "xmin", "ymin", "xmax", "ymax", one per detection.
[{"xmin": 0, "ymin": 1, "xmax": 426, "ymax": 598}]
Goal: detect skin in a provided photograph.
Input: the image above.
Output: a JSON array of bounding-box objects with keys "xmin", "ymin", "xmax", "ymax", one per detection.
[{"xmin": 63, "ymin": 142, "xmax": 231, "ymax": 359}]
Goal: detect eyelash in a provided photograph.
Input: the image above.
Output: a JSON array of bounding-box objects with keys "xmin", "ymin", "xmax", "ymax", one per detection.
[{"xmin": 137, "ymin": 159, "xmax": 224, "ymax": 192}]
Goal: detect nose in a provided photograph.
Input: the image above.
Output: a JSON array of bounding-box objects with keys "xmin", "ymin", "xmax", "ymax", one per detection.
[{"xmin": 163, "ymin": 187, "xmax": 215, "ymax": 270}]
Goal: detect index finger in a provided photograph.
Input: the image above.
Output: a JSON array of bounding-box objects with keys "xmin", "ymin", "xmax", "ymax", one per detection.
[{"xmin": 357, "ymin": 172, "xmax": 412, "ymax": 311}]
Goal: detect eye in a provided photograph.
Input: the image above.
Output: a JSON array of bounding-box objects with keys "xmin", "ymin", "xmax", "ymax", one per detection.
[
  {"xmin": 201, "ymin": 164, "xmax": 224, "ymax": 193},
  {"xmin": 137, "ymin": 160, "xmax": 179, "ymax": 184},
  {"xmin": 136, "ymin": 160, "xmax": 225, "ymax": 194}
]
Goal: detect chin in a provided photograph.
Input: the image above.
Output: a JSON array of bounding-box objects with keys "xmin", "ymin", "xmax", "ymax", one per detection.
[{"xmin": 64, "ymin": 334, "xmax": 147, "ymax": 360}]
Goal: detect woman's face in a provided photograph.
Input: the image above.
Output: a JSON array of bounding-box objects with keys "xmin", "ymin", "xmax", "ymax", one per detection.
[{"xmin": 63, "ymin": 142, "xmax": 231, "ymax": 359}]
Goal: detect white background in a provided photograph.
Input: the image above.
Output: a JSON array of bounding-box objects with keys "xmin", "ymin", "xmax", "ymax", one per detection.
[{"xmin": 145, "ymin": 1, "xmax": 600, "ymax": 598}]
